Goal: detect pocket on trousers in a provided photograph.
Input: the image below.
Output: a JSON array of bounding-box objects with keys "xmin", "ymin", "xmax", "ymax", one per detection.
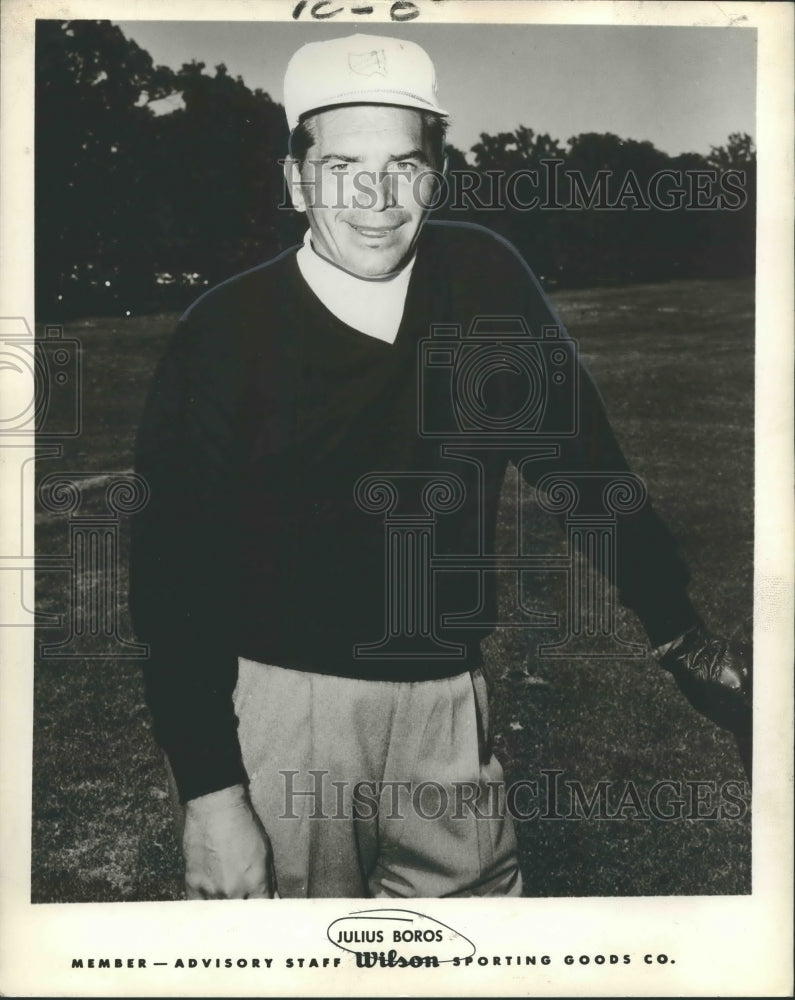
[{"xmin": 470, "ymin": 668, "xmax": 492, "ymax": 764}]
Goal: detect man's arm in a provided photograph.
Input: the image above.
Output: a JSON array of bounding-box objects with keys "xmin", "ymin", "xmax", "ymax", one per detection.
[
  {"xmin": 510, "ymin": 334, "xmax": 702, "ymax": 646},
  {"xmin": 513, "ymin": 355, "xmax": 752, "ymax": 751},
  {"xmin": 131, "ymin": 317, "xmax": 247, "ymax": 799},
  {"xmin": 494, "ymin": 241, "xmax": 751, "ymax": 743},
  {"xmin": 131, "ymin": 315, "xmax": 277, "ymax": 897}
]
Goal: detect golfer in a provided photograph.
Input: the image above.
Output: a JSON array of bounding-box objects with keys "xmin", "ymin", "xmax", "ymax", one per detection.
[{"xmin": 131, "ymin": 34, "xmax": 750, "ymax": 899}]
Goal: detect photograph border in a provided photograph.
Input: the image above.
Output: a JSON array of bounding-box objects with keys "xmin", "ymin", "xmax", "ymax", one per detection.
[{"xmin": 1, "ymin": 1, "xmax": 792, "ymax": 996}]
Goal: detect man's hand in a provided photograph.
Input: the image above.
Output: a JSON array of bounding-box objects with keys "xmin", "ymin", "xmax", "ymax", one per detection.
[
  {"xmin": 183, "ymin": 784, "xmax": 277, "ymax": 899},
  {"xmin": 656, "ymin": 623, "xmax": 752, "ymax": 735}
]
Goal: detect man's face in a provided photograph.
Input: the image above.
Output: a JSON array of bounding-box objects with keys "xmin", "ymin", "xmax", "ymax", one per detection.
[{"xmin": 287, "ymin": 105, "xmax": 440, "ymax": 278}]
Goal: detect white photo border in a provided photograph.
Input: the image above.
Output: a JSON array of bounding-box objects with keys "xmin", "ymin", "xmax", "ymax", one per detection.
[{"xmin": 1, "ymin": 1, "xmax": 792, "ymax": 996}]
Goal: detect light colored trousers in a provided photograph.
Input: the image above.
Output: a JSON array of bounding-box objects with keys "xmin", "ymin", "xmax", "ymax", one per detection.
[{"xmin": 171, "ymin": 659, "xmax": 522, "ymax": 898}]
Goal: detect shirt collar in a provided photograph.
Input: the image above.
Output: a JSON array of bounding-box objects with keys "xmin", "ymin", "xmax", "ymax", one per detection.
[{"xmin": 301, "ymin": 229, "xmax": 417, "ymax": 284}]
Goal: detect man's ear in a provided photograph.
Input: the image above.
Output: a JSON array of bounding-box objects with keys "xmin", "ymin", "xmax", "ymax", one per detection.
[{"xmin": 283, "ymin": 156, "xmax": 307, "ymax": 214}]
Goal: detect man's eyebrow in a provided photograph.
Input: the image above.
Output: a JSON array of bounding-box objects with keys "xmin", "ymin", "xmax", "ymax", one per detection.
[
  {"xmin": 388, "ymin": 149, "xmax": 429, "ymax": 162},
  {"xmin": 316, "ymin": 150, "xmax": 431, "ymax": 164},
  {"xmin": 317, "ymin": 153, "xmax": 362, "ymax": 163}
]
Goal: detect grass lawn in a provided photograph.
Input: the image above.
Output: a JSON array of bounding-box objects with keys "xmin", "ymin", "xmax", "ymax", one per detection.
[{"xmin": 32, "ymin": 276, "xmax": 753, "ymax": 901}]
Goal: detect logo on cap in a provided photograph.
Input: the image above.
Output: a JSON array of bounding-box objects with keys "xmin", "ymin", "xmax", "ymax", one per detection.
[{"xmin": 348, "ymin": 49, "xmax": 387, "ymax": 77}]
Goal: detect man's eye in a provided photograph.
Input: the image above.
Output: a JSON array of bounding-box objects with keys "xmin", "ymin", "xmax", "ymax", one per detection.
[
  {"xmin": 328, "ymin": 162, "xmax": 349, "ymax": 173},
  {"xmin": 392, "ymin": 161, "xmax": 418, "ymax": 172}
]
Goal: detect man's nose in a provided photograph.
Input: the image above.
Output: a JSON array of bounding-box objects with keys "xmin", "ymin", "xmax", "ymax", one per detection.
[{"xmin": 370, "ymin": 171, "xmax": 397, "ymax": 211}]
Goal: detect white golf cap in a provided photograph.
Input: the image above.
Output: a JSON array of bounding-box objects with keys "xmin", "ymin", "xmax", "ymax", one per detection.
[{"xmin": 283, "ymin": 34, "xmax": 448, "ymax": 130}]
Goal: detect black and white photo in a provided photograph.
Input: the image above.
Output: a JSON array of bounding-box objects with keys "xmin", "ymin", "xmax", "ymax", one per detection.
[{"xmin": 0, "ymin": 1, "xmax": 791, "ymax": 996}]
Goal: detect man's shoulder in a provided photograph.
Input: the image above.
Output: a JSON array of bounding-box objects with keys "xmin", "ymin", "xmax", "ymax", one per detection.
[
  {"xmin": 180, "ymin": 244, "xmax": 301, "ymax": 326},
  {"xmin": 155, "ymin": 245, "xmax": 302, "ymax": 373},
  {"xmin": 423, "ymin": 220, "xmax": 536, "ymax": 279},
  {"xmin": 422, "ymin": 220, "xmax": 546, "ymax": 303}
]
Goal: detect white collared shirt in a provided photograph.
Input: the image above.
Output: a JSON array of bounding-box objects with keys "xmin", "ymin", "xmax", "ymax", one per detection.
[{"xmin": 295, "ymin": 230, "xmax": 416, "ymax": 344}]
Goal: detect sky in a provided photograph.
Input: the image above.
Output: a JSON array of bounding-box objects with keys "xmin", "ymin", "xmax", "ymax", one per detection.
[{"xmin": 114, "ymin": 20, "xmax": 756, "ymax": 158}]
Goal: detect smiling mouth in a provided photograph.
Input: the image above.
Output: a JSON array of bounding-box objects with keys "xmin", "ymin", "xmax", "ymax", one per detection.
[{"xmin": 348, "ymin": 222, "xmax": 403, "ymax": 239}]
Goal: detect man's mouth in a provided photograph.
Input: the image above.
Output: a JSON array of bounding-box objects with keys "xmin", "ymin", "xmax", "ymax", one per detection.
[{"xmin": 347, "ymin": 222, "xmax": 403, "ymax": 239}]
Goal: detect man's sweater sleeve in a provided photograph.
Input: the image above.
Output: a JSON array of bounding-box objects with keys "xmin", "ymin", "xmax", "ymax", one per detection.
[
  {"xmin": 499, "ymin": 246, "xmax": 701, "ymax": 648},
  {"xmin": 130, "ymin": 316, "xmax": 248, "ymax": 802},
  {"xmin": 523, "ymin": 355, "xmax": 701, "ymax": 647}
]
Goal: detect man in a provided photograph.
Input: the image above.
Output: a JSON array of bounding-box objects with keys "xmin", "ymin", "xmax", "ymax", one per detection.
[{"xmin": 131, "ymin": 34, "xmax": 750, "ymax": 900}]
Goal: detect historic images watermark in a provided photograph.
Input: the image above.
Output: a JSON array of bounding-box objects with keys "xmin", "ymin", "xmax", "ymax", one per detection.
[
  {"xmin": 279, "ymin": 161, "xmax": 750, "ymax": 213},
  {"xmin": 277, "ymin": 768, "xmax": 750, "ymax": 823}
]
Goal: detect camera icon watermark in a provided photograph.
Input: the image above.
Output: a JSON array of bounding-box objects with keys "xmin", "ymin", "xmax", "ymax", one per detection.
[
  {"xmin": 418, "ymin": 316, "xmax": 579, "ymax": 441},
  {"xmin": 0, "ymin": 319, "xmax": 81, "ymax": 438}
]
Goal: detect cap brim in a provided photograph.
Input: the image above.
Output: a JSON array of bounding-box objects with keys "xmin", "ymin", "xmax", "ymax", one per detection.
[{"xmin": 290, "ymin": 94, "xmax": 448, "ymax": 130}]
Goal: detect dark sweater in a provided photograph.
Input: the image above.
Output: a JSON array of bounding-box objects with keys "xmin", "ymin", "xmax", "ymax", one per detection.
[{"xmin": 131, "ymin": 221, "xmax": 699, "ymax": 801}]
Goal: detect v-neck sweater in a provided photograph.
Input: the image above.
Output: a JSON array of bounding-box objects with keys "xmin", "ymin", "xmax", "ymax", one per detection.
[
  {"xmin": 131, "ymin": 220, "xmax": 699, "ymax": 801},
  {"xmin": 295, "ymin": 228, "xmax": 415, "ymax": 342}
]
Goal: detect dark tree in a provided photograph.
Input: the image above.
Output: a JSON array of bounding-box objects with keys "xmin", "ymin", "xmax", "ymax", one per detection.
[
  {"xmin": 561, "ymin": 132, "xmax": 671, "ymax": 285},
  {"xmin": 36, "ymin": 20, "xmax": 176, "ymax": 317},
  {"xmin": 149, "ymin": 60, "xmax": 294, "ymax": 292},
  {"xmin": 704, "ymin": 133, "xmax": 756, "ymax": 278},
  {"xmin": 468, "ymin": 127, "xmax": 565, "ymax": 279}
]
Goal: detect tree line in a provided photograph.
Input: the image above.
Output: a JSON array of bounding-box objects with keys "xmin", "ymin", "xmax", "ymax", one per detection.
[{"xmin": 36, "ymin": 20, "xmax": 755, "ymax": 319}]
